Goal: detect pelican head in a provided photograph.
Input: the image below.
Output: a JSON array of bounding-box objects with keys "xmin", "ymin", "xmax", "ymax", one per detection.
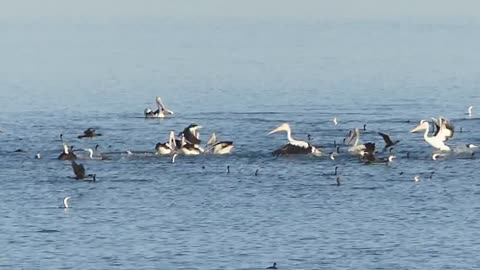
[
  {"xmin": 63, "ymin": 196, "xmax": 71, "ymax": 208},
  {"xmin": 410, "ymin": 121, "xmax": 429, "ymax": 133},
  {"xmin": 268, "ymin": 123, "xmax": 290, "ymax": 135}
]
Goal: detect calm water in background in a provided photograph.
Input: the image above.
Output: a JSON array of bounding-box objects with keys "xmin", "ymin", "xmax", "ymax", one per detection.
[{"xmin": 1, "ymin": 18, "xmax": 480, "ymax": 269}]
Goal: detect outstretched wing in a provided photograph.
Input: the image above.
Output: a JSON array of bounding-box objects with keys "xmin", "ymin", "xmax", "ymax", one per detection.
[
  {"xmin": 378, "ymin": 132, "xmax": 393, "ymax": 145},
  {"xmin": 71, "ymin": 160, "xmax": 86, "ymax": 179}
]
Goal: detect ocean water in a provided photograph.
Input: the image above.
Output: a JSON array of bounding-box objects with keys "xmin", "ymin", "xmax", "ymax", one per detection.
[{"xmin": 1, "ymin": 18, "xmax": 480, "ymax": 269}]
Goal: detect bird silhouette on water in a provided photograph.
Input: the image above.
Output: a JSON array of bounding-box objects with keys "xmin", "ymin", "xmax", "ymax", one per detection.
[{"xmin": 266, "ymin": 262, "xmax": 277, "ymax": 269}]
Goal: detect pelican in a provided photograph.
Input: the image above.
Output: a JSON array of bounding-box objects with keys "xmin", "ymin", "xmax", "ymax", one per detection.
[
  {"xmin": 71, "ymin": 160, "xmax": 96, "ymax": 181},
  {"xmin": 432, "ymin": 117, "xmax": 454, "ymax": 141},
  {"xmin": 180, "ymin": 124, "xmax": 202, "ymax": 145},
  {"xmin": 78, "ymin": 128, "xmax": 102, "ymax": 139},
  {"xmin": 144, "ymin": 97, "xmax": 174, "ymax": 118},
  {"xmin": 410, "ymin": 120, "xmax": 451, "ymax": 151},
  {"xmin": 346, "ymin": 128, "xmax": 373, "ymax": 154},
  {"xmin": 63, "ymin": 197, "xmax": 71, "ymax": 208},
  {"xmin": 205, "ymin": 133, "xmax": 234, "ymax": 154},
  {"xmin": 155, "ymin": 131, "xmax": 177, "ymax": 155},
  {"xmin": 378, "ymin": 132, "xmax": 400, "ymax": 150},
  {"xmin": 177, "ymin": 133, "xmax": 203, "ymax": 155},
  {"xmin": 268, "ymin": 123, "xmax": 322, "ymax": 156},
  {"xmin": 58, "ymin": 143, "xmax": 77, "ymax": 160},
  {"xmin": 467, "ymin": 105, "xmax": 474, "ymax": 117}
]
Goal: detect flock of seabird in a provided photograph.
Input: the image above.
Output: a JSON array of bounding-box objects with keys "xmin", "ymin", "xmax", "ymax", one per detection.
[{"xmin": 22, "ymin": 98, "xmax": 478, "ymax": 208}]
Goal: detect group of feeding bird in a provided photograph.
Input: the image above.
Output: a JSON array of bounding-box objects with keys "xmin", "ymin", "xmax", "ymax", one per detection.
[{"xmin": 24, "ymin": 97, "xmax": 476, "ymax": 208}]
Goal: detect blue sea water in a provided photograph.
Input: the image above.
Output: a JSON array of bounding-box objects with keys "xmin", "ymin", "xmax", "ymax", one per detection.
[{"xmin": 0, "ymin": 18, "xmax": 480, "ymax": 269}]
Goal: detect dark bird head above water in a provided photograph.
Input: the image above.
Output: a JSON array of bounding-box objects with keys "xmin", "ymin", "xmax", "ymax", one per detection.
[{"xmin": 267, "ymin": 262, "xmax": 277, "ymax": 269}]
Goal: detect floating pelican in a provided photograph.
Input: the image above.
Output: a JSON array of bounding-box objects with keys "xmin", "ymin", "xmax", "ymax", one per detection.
[
  {"xmin": 78, "ymin": 128, "xmax": 102, "ymax": 139},
  {"xmin": 63, "ymin": 197, "xmax": 71, "ymax": 208},
  {"xmin": 71, "ymin": 160, "xmax": 96, "ymax": 181},
  {"xmin": 432, "ymin": 117, "xmax": 454, "ymax": 141},
  {"xmin": 268, "ymin": 123, "xmax": 322, "ymax": 156},
  {"xmin": 58, "ymin": 143, "xmax": 77, "ymax": 160},
  {"xmin": 180, "ymin": 124, "xmax": 202, "ymax": 145},
  {"xmin": 346, "ymin": 128, "xmax": 373, "ymax": 154},
  {"xmin": 410, "ymin": 120, "xmax": 450, "ymax": 151},
  {"xmin": 155, "ymin": 131, "xmax": 177, "ymax": 155},
  {"xmin": 467, "ymin": 105, "xmax": 474, "ymax": 117},
  {"xmin": 378, "ymin": 132, "xmax": 400, "ymax": 150},
  {"xmin": 205, "ymin": 133, "xmax": 234, "ymax": 154},
  {"xmin": 177, "ymin": 133, "xmax": 203, "ymax": 155},
  {"xmin": 144, "ymin": 97, "xmax": 174, "ymax": 118}
]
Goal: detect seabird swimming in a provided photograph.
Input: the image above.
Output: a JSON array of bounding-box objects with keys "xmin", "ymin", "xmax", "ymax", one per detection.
[
  {"xmin": 432, "ymin": 153, "xmax": 445, "ymax": 160},
  {"xmin": 266, "ymin": 262, "xmax": 277, "ymax": 269},
  {"xmin": 176, "ymin": 133, "xmax": 203, "ymax": 155},
  {"xmin": 58, "ymin": 143, "xmax": 77, "ymax": 160},
  {"xmin": 71, "ymin": 160, "xmax": 96, "ymax": 181},
  {"xmin": 144, "ymin": 97, "xmax": 174, "ymax": 118},
  {"xmin": 414, "ymin": 175, "xmax": 420, "ymax": 182},
  {"xmin": 333, "ymin": 117, "xmax": 338, "ymax": 125},
  {"xmin": 346, "ymin": 128, "xmax": 374, "ymax": 154},
  {"xmin": 378, "ymin": 132, "xmax": 400, "ymax": 150},
  {"xmin": 431, "ymin": 117, "xmax": 454, "ymax": 141},
  {"xmin": 180, "ymin": 124, "xmax": 203, "ymax": 146},
  {"xmin": 155, "ymin": 131, "xmax": 177, "ymax": 155},
  {"xmin": 268, "ymin": 123, "xmax": 322, "ymax": 156},
  {"xmin": 410, "ymin": 120, "xmax": 450, "ymax": 151},
  {"xmin": 205, "ymin": 133, "xmax": 234, "ymax": 154},
  {"xmin": 78, "ymin": 128, "xmax": 102, "ymax": 139}
]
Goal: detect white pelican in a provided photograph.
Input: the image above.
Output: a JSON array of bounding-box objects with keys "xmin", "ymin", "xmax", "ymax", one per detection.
[
  {"xmin": 58, "ymin": 143, "xmax": 77, "ymax": 160},
  {"xmin": 78, "ymin": 128, "xmax": 102, "ymax": 139},
  {"xmin": 180, "ymin": 124, "xmax": 202, "ymax": 145},
  {"xmin": 71, "ymin": 160, "xmax": 96, "ymax": 181},
  {"xmin": 268, "ymin": 123, "xmax": 322, "ymax": 156},
  {"xmin": 467, "ymin": 105, "xmax": 474, "ymax": 117},
  {"xmin": 177, "ymin": 133, "xmax": 203, "ymax": 155},
  {"xmin": 410, "ymin": 120, "xmax": 451, "ymax": 151},
  {"xmin": 205, "ymin": 133, "xmax": 234, "ymax": 154},
  {"xmin": 378, "ymin": 132, "xmax": 400, "ymax": 150},
  {"xmin": 63, "ymin": 197, "xmax": 71, "ymax": 208},
  {"xmin": 155, "ymin": 131, "xmax": 177, "ymax": 155},
  {"xmin": 431, "ymin": 117, "xmax": 454, "ymax": 141},
  {"xmin": 346, "ymin": 128, "xmax": 373, "ymax": 154},
  {"xmin": 144, "ymin": 97, "xmax": 174, "ymax": 118}
]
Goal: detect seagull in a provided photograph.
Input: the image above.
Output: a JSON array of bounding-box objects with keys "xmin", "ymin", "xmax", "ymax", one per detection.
[
  {"xmin": 333, "ymin": 117, "xmax": 338, "ymax": 125},
  {"xmin": 414, "ymin": 176, "xmax": 420, "ymax": 182}
]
